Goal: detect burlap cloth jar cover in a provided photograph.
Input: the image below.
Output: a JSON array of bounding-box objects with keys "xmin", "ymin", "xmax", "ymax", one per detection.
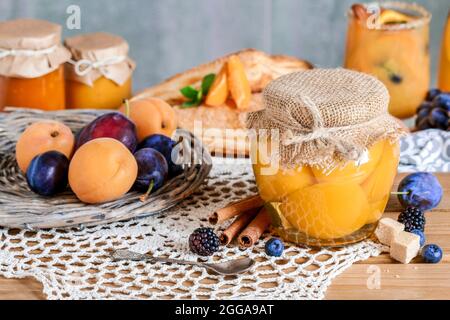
[
  {"xmin": 247, "ymin": 68, "xmax": 405, "ymax": 171},
  {"xmin": 0, "ymin": 19, "xmax": 71, "ymax": 78},
  {"xmin": 65, "ymin": 32, "xmax": 135, "ymax": 87}
]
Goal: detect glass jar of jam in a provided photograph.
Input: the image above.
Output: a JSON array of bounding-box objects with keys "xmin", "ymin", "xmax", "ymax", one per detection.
[
  {"xmin": 247, "ymin": 69, "xmax": 405, "ymax": 247},
  {"xmin": 0, "ymin": 19, "xmax": 71, "ymax": 111},
  {"xmin": 64, "ymin": 32, "xmax": 135, "ymax": 109}
]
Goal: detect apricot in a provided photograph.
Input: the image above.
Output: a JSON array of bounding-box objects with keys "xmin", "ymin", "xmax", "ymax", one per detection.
[
  {"xmin": 120, "ymin": 98, "xmax": 177, "ymax": 141},
  {"xmin": 68, "ymin": 138, "xmax": 138, "ymax": 204},
  {"xmin": 205, "ymin": 64, "xmax": 229, "ymax": 107},
  {"xmin": 280, "ymin": 182, "xmax": 369, "ymax": 240},
  {"xmin": 16, "ymin": 120, "xmax": 75, "ymax": 173},
  {"xmin": 312, "ymin": 139, "xmax": 384, "ymax": 184},
  {"xmin": 227, "ymin": 55, "xmax": 251, "ymax": 110},
  {"xmin": 362, "ymin": 141, "xmax": 400, "ymax": 203}
]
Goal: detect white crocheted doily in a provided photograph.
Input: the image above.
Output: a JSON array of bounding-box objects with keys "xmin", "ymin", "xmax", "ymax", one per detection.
[{"xmin": 0, "ymin": 158, "xmax": 383, "ymax": 300}]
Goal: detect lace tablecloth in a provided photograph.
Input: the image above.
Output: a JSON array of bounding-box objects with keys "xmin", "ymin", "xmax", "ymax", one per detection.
[{"xmin": 0, "ymin": 157, "xmax": 384, "ymax": 300}]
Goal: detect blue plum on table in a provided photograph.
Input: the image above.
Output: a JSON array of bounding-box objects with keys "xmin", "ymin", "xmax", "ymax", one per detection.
[
  {"xmin": 26, "ymin": 151, "xmax": 69, "ymax": 196},
  {"xmin": 397, "ymin": 173, "xmax": 443, "ymax": 211},
  {"xmin": 137, "ymin": 134, "xmax": 183, "ymax": 177}
]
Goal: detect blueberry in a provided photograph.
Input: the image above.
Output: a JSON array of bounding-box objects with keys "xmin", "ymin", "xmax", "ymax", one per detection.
[
  {"xmin": 428, "ymin": 108, "xmax": 449, "ymax": 130},
  {"xmin": 26, "ymin": 151, "xmax": 69, "ymax": 196},
  {"xmin": 397, "ymin": 173, "xmax": 443, "ymax": 211},
  {"xmin": 134, "ymin": 148, "xmax": 168, "ymax": 194},
  {"xmin": 265, "ymin": 238, "xmax": 284, "ymax": 257},
  {"xmin": 410, "ymin": 229, "xmax": 425, "ymax": 247},
  {"xmin": 425, "ymin": 88, "xmax": 441, "ymax": 102},
  {"xmin": 138, "ymin": 134, "xmax": 183, "ymax": 177},
  {"xmin": 432, "ymin": 93, "xmax": 450, "ymax": 112},
  {"xmin": 421, "ymin": 244, "xmax": 443, "ymax": 263}
]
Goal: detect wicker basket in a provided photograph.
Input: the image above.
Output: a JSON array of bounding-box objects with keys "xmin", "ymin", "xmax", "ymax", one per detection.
[{"xmin": 0, "ymin": 108, "xmax": 212, "ymax": 230}]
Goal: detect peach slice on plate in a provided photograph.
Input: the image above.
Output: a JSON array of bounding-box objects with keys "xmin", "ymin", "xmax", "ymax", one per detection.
[
  {"xmin": 227, "ymin": 55, "xmax": 251, "ymax": 110},
  {"xmin": 205, "ymin": 64, "xmax": 229, "ymax": 107}
]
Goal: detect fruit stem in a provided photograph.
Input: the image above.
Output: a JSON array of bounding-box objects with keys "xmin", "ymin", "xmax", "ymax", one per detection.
[
  {"xmin": 123, "ymin": 99, "xmax": 131, "ymax": 118},
  {"xmin": 391, "ymin": 191, "xmax": 409, "ymax": 195},
  {"xmin": 140, "ymin": 180, "xmax": 154, "ymax": 202}
]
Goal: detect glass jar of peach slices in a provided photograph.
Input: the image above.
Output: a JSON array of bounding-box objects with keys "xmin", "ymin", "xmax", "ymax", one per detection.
[
  {"xmin": 344, "ymin": 2, "xmax": 431, "ymax": 119},
  {"xmin": 65, "ymin": 32, "xmax": 135, "ymax": 109},
  {"xmin": 247, "ymin": 69, "xmax": 405, "ymax": 247},
  {"xmin": 438, "ymin": 10, "xmax": 450, "ymax": 92},
  {"xmin": 0, "ymin": 19, "xmax": 71, "ymax": 111}
]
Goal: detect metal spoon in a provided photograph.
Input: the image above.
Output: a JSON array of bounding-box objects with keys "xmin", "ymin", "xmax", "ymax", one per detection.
[{"xmin": 111, "ymin": 249, "xmax": 255, "ymax": 276}]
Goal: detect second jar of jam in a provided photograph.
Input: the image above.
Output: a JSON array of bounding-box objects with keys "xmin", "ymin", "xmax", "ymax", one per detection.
[
  {"xmin": 64, "ymin": 32, "xmax": 136, "ymax": 109},
  {"xmin": 0, "ymin": 19, "xmax": 71, "ymax": 111}
]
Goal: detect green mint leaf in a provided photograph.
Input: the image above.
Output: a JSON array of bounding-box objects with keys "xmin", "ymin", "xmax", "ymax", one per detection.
[
  {"xmin": 201, "ymin": 73, "xmax": 216, "ymax": 95},
  {"xmin": 180, "ymin": 86, "xmax": 198, "ymax": 100}
]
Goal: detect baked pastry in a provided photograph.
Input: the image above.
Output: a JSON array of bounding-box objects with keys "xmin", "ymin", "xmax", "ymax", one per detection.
[{"xmin": 133, "ymin": 48, "xmax": 313, "ymax": 155}]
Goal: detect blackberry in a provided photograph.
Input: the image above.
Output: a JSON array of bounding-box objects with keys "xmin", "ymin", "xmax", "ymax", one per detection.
[
  {"xmin": 398, "ymin": 207, "xmax": 426, "ymax": 232},
  {"xmin": 188, "ymin": 228, "xmax": 220, "ymax": 256}
]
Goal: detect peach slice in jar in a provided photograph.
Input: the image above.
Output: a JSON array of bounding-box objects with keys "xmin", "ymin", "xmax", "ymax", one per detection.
[
  {"xmin": 311, "ymin": 139, "xmax": 384, "ymax": 184},
  {"xmin": 251, "ymin": 136, "xmax": 315, "ymax": 202},
  {"xmin": 227, "ymin": 55, "xmax": 251, "ymax": 110},
  {"xmin": 362, "ymin": 141, "xmax": 400, "ymax": 224},
  {"xmin": 377, "ymin": 9, "xmax": 413, "ymax": 25},
  {"xmin": 253, "ymin": 164, "xmax": 315, "ymax": 202},
  {"xmin": 366, "ymin": 194, "xmax": 390, "ymax": 224},
  {"xmin": 280, "ymin": 181, "xmax": 370, "ymax": 240},
  {"xmin": 205, "ymin": 64, "xmax": 229, "ymax": 107}
]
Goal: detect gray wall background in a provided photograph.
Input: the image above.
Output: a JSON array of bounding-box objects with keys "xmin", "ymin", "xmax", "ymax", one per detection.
[{"xmin": 0, "ymin": 0, "xmax": 448, "ymax": 92}]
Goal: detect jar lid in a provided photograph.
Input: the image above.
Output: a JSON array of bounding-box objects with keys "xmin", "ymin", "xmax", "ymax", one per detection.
[
  {"xmin": 247, "ymin": 68, "xmax": 406, "ymax": 170},
  {"xmin": 0, "ymin": 19, "xmax": 71, "ymax": 78},
  {"xmin": 65, "ymin": 32, "xmax": 135, "ymax": 87}
]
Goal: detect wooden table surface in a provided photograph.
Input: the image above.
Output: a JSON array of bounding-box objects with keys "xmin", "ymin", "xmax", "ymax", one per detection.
[{"xmin": 0, "ymin": 173, "xmax": 448, "ymax": 300}]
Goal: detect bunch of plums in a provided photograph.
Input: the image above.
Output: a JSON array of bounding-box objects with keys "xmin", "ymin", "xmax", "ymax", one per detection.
[
  {"xmin": 415, "ymin": 89, "xmax": 449, "ymax": 131},
  {"xmin": 15, "ymin": 98, "xmax": 183, "ymax": 204}
]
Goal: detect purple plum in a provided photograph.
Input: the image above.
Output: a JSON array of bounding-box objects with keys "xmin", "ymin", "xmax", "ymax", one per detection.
[
  {"xmin": 397, "ymin": 172, "xmax": 443, "ymax": 211},
  {"xmin": 134, "ymin": 148, "xmax": 168, "ymax": 195},
  {"xmin": 137, "ymin": 134, "xmax": 183, "ymax": 177},
  {"xmin": 26, "ymin": 151, "xmax": 69, "ymax": 196},
  {"xmin": 76, "ymin": 112, "xmax": 138, "ymax": 152}
]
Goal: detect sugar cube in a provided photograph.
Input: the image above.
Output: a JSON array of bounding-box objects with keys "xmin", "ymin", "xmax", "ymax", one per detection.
[
  {"xmin": 375, "ymin": 218, "xmax": 404, "ymax": 245},
  {"xmin": 390, "ymin": 231, "xmax": 420, "ymax": 264}
]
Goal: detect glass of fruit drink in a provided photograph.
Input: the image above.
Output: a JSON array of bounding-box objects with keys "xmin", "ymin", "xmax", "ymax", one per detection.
[
  {"xmin": 438, "ymin": 10, "xmax": 450, "ymax": 91},
  {"xmin": 247, "ymin": 69, "xmax": 405, "ymax": 247},
  {"xmin": 344, "ymin": 2, "xmax": 431, "ymax": 119}
]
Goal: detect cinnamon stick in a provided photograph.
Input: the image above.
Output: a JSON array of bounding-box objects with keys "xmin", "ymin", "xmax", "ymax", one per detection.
[
  {"xmin": 219, "ymin": 208, "xmax": 260, "ymax": 245},
  {"xmin": 238, "ymin": 207, "xmax": 272, "ymax": 248},
  {"xmin": 209, "ymin": 195, "xmax": 264, "ymax": 225},
  {"xmin": 351, "ymin": 4, "xmax": 370, "ymax": 21}
]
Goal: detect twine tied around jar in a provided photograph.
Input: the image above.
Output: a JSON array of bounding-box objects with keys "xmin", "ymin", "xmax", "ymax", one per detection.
[
  {"xmin": 273, "ymin": 94, "xmax": 389, "ymax": 161},
  {"xmin": 0, "ymin": 45, "xmax": 58, "ymax": 59},
  {"xmin": 68, "ymin": 55, "xmax": 127, "ymax": 77}
]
